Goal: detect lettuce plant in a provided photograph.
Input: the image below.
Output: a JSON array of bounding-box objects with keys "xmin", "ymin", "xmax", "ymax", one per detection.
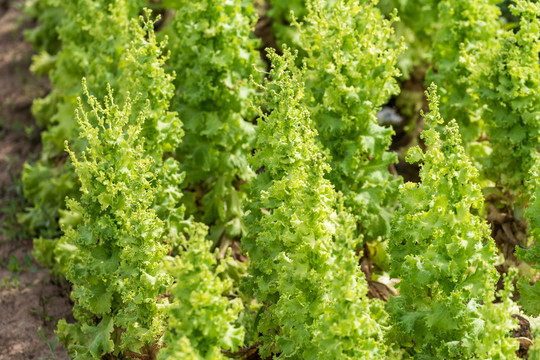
[
  {"xmin": 267, "ymin": 0, "xmax": 308, "ymax": 50},
  {"xmin": 243, "ymin": 49, "xmax": 387, "ymax": 359},
  {"xmin": 159, "ymin": 224, "xmax": 244, "ymax": 359},
  {"xmin": 298, "ymin": 0, "xmax": 402, "ymax": 243},
  {"xmin": 387, "ymin": 84, "xmax": 519, "ymax": 358},
  {"xmin": 518, "ymin": 157, "xmax": 540, "ymax": 316},
  {"xmin": 22, "ymin": 2, "xmax": 182, "ymax": 272},
  {"xmin": 428, "ymin": 0, "xmax": 501, "ymax": 146},
  {"xmin": 163, "ymin": 0, "xmax": 263, "ymax": 243},
  {"xmin": 475, "ymin": 0, "xmax": 540, "ymax": 197},
  {"xmin": 57, "ymin": 87, "xmax": 170, "ymax": 359}
]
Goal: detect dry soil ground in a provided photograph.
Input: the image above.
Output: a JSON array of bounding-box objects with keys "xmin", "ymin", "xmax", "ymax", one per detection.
[{"xmin": 0, "ymin": 1, "xmax": 71, "ymax": 359}]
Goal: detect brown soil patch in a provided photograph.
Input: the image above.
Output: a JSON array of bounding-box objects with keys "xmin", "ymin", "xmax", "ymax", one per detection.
[
  {"xmin": 485, "ymin": 192, "xmax": 529, "ymax": 303},
  {"xmin": 512, "ymin": 314, "xmax": 533, "ymax": 358},
  {"xmin": 0, "ymin": 240, "xmax": 72, "ymax": 360},
  {"xmin": 254, "ymin": 0, "xmax": 278, "ymax": 70},
  {"xmin": 485, "ymin": 193, "xmax": 530, "ymax": 358},
  {"xmin": 486, "ymin": 197, "xmax": 528, "ymax": 272},
  {"xmin": 0, "ymin": 1, "xmax": 71, "ymax": 359},
  {"xmin": 0, "ymin": 2, "xmax": 44, "ymax": 199},
  {"xmin": 360, "ymin": 243, "xmax": 396, "ymax": 302}
]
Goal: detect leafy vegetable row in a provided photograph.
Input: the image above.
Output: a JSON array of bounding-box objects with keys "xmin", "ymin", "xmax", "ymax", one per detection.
[{"xmin": 20, "ymin": 0, "xmax": 540, "ymax": 358}]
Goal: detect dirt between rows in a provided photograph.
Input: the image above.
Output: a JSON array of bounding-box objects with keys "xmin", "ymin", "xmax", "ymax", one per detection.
[{"xmin": 0, "ymin": 1, "xmax": 71, "ymax": 359}]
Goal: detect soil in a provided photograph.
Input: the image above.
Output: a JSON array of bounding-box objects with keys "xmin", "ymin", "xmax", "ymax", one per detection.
[
  {"xmin": 513, "ymin": 315, "xmax": 533, "ymax": 358},
  {"xmin": 0, "ymin": 1, "xmax": 72, "ymax": 359},
  {"xmin": 254, "ymin": 0, "xmax": 278, "ymax": 70}
]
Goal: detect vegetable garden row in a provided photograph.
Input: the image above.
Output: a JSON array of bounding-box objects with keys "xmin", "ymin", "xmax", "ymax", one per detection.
[{"xmin": 18, "ymin": 0, "xmax": 540, "ymax": 358}]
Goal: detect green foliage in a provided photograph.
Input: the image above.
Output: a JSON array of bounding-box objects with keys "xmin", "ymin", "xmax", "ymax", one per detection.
[
  {"xmin": 390, "ymin": 0, "xmax": 540, "ymax": 197},
  {"xmin": 31, "ymin": 0, "xmax": 143, "ymax": 135},
  {"xmin": 379, "ymin": 0, "xmax": 439, "ymax": 46},
  {"xmin": 23, "ymin": 0, "xmax": 63, "ymax": 55},
  {"xmin": 377, "ymin": 0, "xmax": 439, "ymax": 78},
  {"xmin": 21, "ymin": 0, "xmax": 144, "ymax": 240},
  {"xmin": 267, "ymin": 0, "xmax": 339, "ymax": 56},
  {"xmin": 267, "ymin": 0, "xmax": 308, "ymax": 50},
  {"xmin": 475, "ymin": 0, "xmax": 540, "ymax": 196},
  {"xmin": 243, "ymin": 49, "xmax": 386, "ymax": 359},
  {"xmin": 387, "ymin": 85, "xmax": 518, "ymax": 358},
  {"xmin": 57, "ymin": 88, "xmax": 170, "ymax": 359},
  {"xmin": 298, "ymin": 0, "xmax": 402, "ymax": 243},
  {"xmin": 523, "ymin": 160, "xmax": 540, "ymax": 255},
  {"xmin": 159, "ymin": 224, "xmax": 244, "ymax": 360},
  {"xmin": 163, "ymin": 0, "xmax": 263, "ymax": 243},
  {"xmin": 19, "ymin": 162, "xmax": 79, "ymax": 240},
  {"xmin": 22, "ymin": 0, "xmax": 540, "ymax": 357},
  {"xmin": 22, "ymin": 1, "xmax": 182, "ymax": 271},
  {"xmin": 428, "ymin": 0, "xmax": 501, "ymax": 146},
  {"xmin": 518, "ymin": 158, "xmax": 540, "ymax": 316}
]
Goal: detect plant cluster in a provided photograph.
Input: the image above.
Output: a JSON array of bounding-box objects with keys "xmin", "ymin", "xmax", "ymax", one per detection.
[
  {"xmin": 20, "ymin": 0, "xmax": 540, "ymax": 359},
  {"xmin": 162, "ymin": 0, "xmax": 263, "ymax": 244},
  {"xmin": 388, "ymin": 85, "xmax": 518, "ymax": 358},
  {"xmin": 160, "ymin": 224, "xmax": 244, "ymax": 359},
  {"xmin": 22, "ymin": 0, "xmax": 145, "ymax": 265},
  {"xmin": 243, "ymin": 49, "xmax": 386, "ymax": 359},
  {"xmin": 476, "ymin": 1, "xmax": 540, "ymax": 196},
  {"xmin": 385, "ymin": 0, "xmax": 540, "ymax": 201},
  {"xmin": 296, "ymin": 0, "xmax": 402, "ymax": 243},
  {"xmin": 427, "ymin": 0, "xmax": 501, "ymax": 146},
  {"xmin": 58, "ymin": 87, "xmax": 171, "ymax": 359}
]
